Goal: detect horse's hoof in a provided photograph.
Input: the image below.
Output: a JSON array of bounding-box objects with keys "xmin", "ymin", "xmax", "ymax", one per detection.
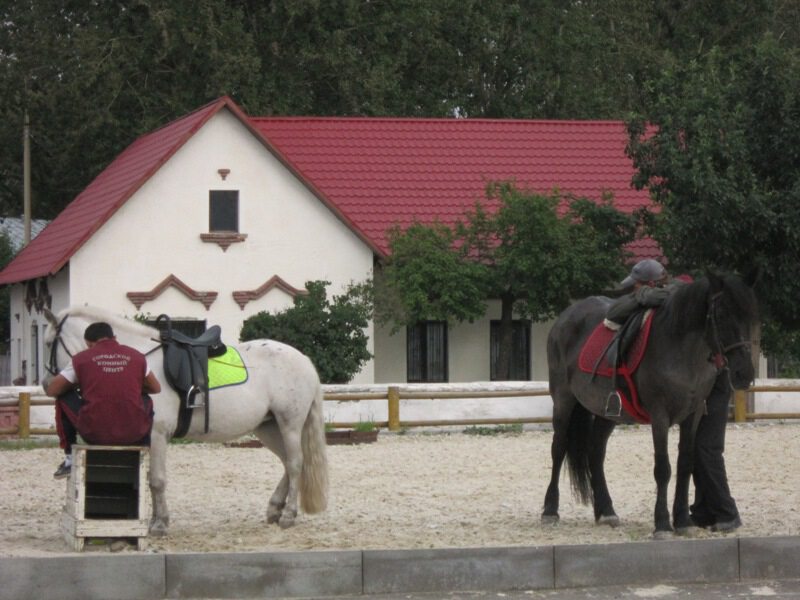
[
  {"xmin": 267, "ymin": 513, "xmax": 280, "ymax": 525},
  {"xmin": 541, "ymin": 514, "xmax": 560, "ymax": 525},
  {"xmin": 149, "ymin": 522, "xmax": 168, "ymax": 537},
  {"xmin": 278, "ymin": 517, "xmax": 295, "ymax": 529},
  {"xmin": 653, "ymin": 530, "xmax": 674, "ymax": 541},
  {"xmin": 674, "ymin": 525, "xmax": 694, "ymax": 536},
  {"xmin": 597, "ymin": 515, "xmax": 620, "ymax": 528}
]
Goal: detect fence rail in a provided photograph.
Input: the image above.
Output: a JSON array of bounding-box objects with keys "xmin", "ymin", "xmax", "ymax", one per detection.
[{"xmin": 1, "ymin": 383, "xmax": 799, "ymax": 438}]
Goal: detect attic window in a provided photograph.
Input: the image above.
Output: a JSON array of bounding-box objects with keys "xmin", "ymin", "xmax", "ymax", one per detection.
[
  {"xmin": 209, "ymin": 190, "xmax": 239, "ymax": 232},
  {"xmin": 202, "ymin": 190, "xmax": 247, "ymax": 251}
]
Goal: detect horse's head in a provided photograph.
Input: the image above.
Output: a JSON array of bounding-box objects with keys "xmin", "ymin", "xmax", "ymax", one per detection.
[
  {"xmin": 42, "ymin": 308, "xmax": 90, "ymax": 385},
  {"xmin": 705, "ymin": 270, "xmax": 760, "ymax": 390}
]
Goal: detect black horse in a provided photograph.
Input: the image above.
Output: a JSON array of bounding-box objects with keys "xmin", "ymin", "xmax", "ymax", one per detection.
[{"xmin": 542, "ymin": 271, "xmax": 759, "ymax": 537}]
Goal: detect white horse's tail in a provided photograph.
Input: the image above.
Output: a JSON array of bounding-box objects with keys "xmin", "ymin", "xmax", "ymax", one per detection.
[{"xmin": 300, "ymin": 382, "xmax": 329, "ymax": 513}]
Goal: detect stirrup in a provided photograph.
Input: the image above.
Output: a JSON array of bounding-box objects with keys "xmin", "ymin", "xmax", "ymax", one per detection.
[
  {"xmin": 185, "ymin": 386, "xmax": 205, "ymax": 408},
  {"xmin": 605, "ymin": 391, "xmax": 622, "ymax": 417}
]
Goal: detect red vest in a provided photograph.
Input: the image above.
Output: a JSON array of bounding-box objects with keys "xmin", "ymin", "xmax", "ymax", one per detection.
[{"xmin": 72, "ymin": 339, "xmax": 153, "ymax": 445}]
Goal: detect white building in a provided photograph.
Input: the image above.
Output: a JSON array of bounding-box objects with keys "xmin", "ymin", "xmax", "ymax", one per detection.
[{"xmin": 0, "ymin": 97, "xmax": 656, "ymax": 386}]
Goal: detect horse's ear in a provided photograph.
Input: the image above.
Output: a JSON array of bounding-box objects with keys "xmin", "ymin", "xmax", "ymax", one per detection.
[
  {"xmin": 743, "ymin": 265, "xmax": 762, "ymax": 288},
  {"xmin": 43, "ymin": 308, "xmax": 58, "ymax": 328}
]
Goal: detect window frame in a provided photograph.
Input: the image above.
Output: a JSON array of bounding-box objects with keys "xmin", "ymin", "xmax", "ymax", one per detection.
[
  {"xmin": 406, "ymin": 321, "xmax": 448, "ymax": 383},
  {"xmin": 490, "ymin": 319, "xmax": 531, "ymax": 381},
  {"xmin": 209, "ymin": 190, "xmax": 239, "ymax": 233}
]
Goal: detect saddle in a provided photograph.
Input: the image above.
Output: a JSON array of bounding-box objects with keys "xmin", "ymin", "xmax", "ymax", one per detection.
[
  {"xmin": 578, "ymin": 309, "xmax": 654, "ymax": 423},
  {"xmin": 156, "ymin": 314, "xmax": 227, "ymax": 436}
]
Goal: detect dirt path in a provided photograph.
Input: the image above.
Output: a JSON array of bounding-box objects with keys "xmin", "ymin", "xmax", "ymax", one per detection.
[{"xmin": 2, "ymin": 423, "xmax": 799, "ymax": 556}]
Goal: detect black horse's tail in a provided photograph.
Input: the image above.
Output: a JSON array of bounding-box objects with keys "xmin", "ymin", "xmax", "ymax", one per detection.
[{"xmin": 565, "ymin": 403, "xmax": 593, "ymax": 505}]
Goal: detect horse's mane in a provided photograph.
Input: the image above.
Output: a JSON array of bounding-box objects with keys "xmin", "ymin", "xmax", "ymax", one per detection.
[
  {"xmin": 661, "ymin": 273, "xmax": 758, "ymax": 336},
  {"xmin": 61, "ymin": 305, "xmax": 157, "ymax": 337}
]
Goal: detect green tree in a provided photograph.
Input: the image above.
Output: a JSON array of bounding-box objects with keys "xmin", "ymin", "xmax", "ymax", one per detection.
[
  {"xmin": 376, "ymin": 183, "xmax": 638, "ymax": 379},
  {"xmin": 627, "ymin": 35, "xmax": 800, "ymax": 352},
  {"xmin": 0, "ymin": 0, "xmax": 261, "ymax": 218},
  {"xmin": 239, "ymin": 280, "xmax": 372, "ymax": 384},
  {"xmin": 0, "ymin": 232, "xmax": 13, "ymax": 352}
]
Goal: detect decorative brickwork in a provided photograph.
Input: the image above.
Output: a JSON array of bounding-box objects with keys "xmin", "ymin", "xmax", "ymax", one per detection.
[{"xmin": 127, "ymin": 275, "xmax": 218, "ymax": 311}]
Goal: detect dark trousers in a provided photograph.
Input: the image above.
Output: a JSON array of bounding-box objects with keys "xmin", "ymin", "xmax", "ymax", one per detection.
[
  {"xmin": 690, "ymin": 373, "xmax": 740, "ymax": 525},
  {"xmin": 55, "ymin": 390, "xmax": 152, "ymax": 455}
]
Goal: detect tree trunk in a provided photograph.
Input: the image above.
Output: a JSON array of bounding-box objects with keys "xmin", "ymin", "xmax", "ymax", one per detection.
[{"xmin": 495, "ymin": 292, "xmax": 515, "ymax": 380}]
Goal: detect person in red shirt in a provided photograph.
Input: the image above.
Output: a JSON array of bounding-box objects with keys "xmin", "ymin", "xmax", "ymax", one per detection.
[{"xmin": 45, "ymin": 321, "xmax": 161, "ymax": 479}]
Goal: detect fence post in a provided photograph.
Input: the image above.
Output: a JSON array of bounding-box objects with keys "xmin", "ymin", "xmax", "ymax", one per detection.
[
  {"xmin": 733, "ymin": 389, "xmax": 747, "ymax": 423},
  {"xmin": 387, "ymin": 386, "xmax": 400, "ymax": 431},
  {"xmin": 18, "ymin": 392, "xmax": 31, "ymax": 439}
]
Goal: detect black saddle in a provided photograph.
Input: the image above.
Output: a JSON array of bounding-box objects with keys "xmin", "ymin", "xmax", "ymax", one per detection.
[{"xmin": 155, "ymin": 314, "xmax": 227, "ymax": 436}]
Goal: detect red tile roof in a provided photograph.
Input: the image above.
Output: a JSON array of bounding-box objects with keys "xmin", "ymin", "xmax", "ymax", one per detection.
[
  {"xmin": 253, "ymin": 116, "xmax": 658, "ymax": 257},
  {"xmin": 0, "ymin": 97, "xmax": 658, "ymax": 285}
]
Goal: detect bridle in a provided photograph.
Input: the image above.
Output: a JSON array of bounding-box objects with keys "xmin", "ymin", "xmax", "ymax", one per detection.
[
  {"xmin": 706, "ymin": 290, "xmax": 751, "ymax": 370},
  {"xmin": 46, "ymin": 313, "xmax": 163, "ymax": 376}
]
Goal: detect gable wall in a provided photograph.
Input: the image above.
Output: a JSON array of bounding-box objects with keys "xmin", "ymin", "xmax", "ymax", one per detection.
[{"xmin": 66, "ymin": 109, "xmax": 375, "ymax": 382}]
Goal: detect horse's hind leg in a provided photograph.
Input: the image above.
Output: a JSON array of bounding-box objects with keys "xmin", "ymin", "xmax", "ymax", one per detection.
[
  {"xmin": 255, "ymin": 419, "xmax": 302, "ymax": 528},
  {"xmin": 542, "ymin": 392, "xmax": 576, "ymax": 524},
  {"xmin": 148, "ymin": 431, "xmax": 170, "ymax": 536},
  {"xmin": 589, "ymin": 417, "xmax": 619, "ymax": 527},
  {"xmin": 254, "ymin": 420, "xmax": 289, "ymax": 524}
]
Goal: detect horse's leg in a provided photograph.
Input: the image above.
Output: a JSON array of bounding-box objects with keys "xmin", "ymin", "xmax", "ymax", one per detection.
[
  {"xmin": 589, "ymin": 417, "xmax": 619, "ymax": 527},
  {"xmin": 255, "ymin": 417, "xmax": 304, "ymax": 529},
  {"xmin": 148, "ymin": 430, "xmax": 170, "ymax": 536},
  {"xmin": 673, "ymin": 415, "xmax": 700, "ymax": 533},
  {"xmin": 651, "ymin": 418, "xmax": 673, "ymax": 537},
  {"xmin": 254, "ymin": 420, "xmax": 290, "ymax": 525},
  {"xmin": 542, "ymin": 392, "xmax": 576, "ymax": 524}
]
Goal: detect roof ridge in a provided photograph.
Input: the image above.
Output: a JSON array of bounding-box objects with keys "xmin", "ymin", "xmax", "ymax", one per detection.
[{"xmin": 250, "ymin": 115, "xmax": 625, "ymax": 126}]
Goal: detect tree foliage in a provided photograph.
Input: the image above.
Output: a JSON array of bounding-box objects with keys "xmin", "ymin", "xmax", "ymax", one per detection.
[
  {"xmin": 239, "ymin": 280, "xmax": 372, "ymax": 384},
  {"xmin": 627, "ymin": 34, "xmax": 800, "ymax": 351},
  {"xmin": 4, "ymin": 0, "xmax": 797, "ymax": 219},
  {"xmin": 377, "ymin": 183, "xmax": 638, "ymax": 379}
]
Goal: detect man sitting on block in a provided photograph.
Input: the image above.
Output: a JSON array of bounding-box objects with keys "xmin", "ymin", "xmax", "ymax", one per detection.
[{"xmin": 45, "ymin": 321, "xmax": 161, "ymax": 479}]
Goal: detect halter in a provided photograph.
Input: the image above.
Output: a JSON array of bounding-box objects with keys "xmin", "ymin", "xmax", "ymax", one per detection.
[
  {"xmin": 46, "ymin": 315, "xmax": 75, "ymax": 376},
  {"xmin": 706, "ymin": 290, "xmax": 751, "ymax": 370}
]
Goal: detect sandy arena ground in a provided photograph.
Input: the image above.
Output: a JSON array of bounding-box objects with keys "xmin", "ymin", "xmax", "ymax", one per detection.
[{"xmin": 2, "ymin": 423, "xmax": 799, "ymax": 556}]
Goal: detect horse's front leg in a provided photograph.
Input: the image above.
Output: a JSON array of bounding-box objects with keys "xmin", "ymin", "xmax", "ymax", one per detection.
[
  {"xmin": 148, "ymin": 430, "xmax": 170, "ymax": 536},
  {"xmin": 673, "ymin": 415, "xmax": 701, "ymax": 533},
  {"xmin": 651, "ymin": 419, "xmax": 673, "ymax": 537}
]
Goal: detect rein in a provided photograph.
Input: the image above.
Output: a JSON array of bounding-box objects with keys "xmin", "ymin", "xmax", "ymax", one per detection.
[{"xmin": 706, "ymin": 290, "xmax": 751, "ymax": 370}]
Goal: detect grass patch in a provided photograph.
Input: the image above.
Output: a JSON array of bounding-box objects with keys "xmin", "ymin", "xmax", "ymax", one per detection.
[
  {"xmin": 462, "ymin": 423, "xmax": 523, "ymax": 436},
  {"xmin": 353, "ymin": 420, "xmax": 377, "ymax": 433},
  {"xmin": 0, "ymin": 438, "xmax": 60, "ymax": 450}
]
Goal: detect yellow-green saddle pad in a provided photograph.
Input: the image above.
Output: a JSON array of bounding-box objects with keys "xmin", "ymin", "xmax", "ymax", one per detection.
[{"xmin": 208, "ymin": 346, "xmax": 248, "ymax": 389}]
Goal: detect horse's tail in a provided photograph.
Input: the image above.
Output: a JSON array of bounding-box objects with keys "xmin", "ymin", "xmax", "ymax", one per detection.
[
  {"xmin": 300, "ymin": 381, "xmax": 329, "ymax": 514},
  {"xmin": 565, "ymin": 403, "xmax": 593, "ymax": 505}
]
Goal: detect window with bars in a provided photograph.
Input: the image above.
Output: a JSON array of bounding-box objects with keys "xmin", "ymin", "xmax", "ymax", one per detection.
[
  {"xmin": 406, "ymin": 321, "xmax": 448, "ymax": 382},
  {"xmin": 490, "ymin": 320, "xmax": 531, "ymax": 381}
]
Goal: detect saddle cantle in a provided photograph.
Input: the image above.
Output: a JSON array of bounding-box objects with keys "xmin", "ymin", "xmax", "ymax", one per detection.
[{"xmin": 156, "ymin": 314, "xmax": 227, "ymax": 436}]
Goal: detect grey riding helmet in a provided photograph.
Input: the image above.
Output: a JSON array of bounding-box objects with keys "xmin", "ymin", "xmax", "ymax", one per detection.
[{"xmin": 619, "ymin": 259, "xmax": 666, "ymax": 287}]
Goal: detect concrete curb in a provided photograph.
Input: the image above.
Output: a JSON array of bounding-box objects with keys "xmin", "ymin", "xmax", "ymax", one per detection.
[{"xmin": 1, "ymin": 536, "xmax": 799, "ymax": 600}]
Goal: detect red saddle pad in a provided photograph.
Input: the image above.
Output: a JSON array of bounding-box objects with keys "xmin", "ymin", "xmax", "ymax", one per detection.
[{"xmin": 578, "ymin": 311, "xmax": 654, "ymax": 377}]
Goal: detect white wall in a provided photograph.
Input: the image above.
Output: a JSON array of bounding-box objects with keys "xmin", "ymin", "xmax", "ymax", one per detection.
[
  {"xmin": 373, "ymin": 299, "xmax": 553, "ymax": 383},
  {"xmin": 7, "ymin": 270, "xmax": 70, "ymax": 385},
  {"xmin": 60, "ymin": 109, "xmax": 375, "ymax": 382}
]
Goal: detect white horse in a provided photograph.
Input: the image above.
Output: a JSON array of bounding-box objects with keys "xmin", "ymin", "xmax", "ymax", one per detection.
[{"xmin": 43, "ymin": 305, "xmax": 328, "ymax": 536}]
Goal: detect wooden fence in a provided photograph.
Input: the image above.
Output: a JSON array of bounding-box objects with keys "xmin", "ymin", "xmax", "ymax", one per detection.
[{"xmin": 2, "ymin": 382, "xmax": 800, "ymax": 438}]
